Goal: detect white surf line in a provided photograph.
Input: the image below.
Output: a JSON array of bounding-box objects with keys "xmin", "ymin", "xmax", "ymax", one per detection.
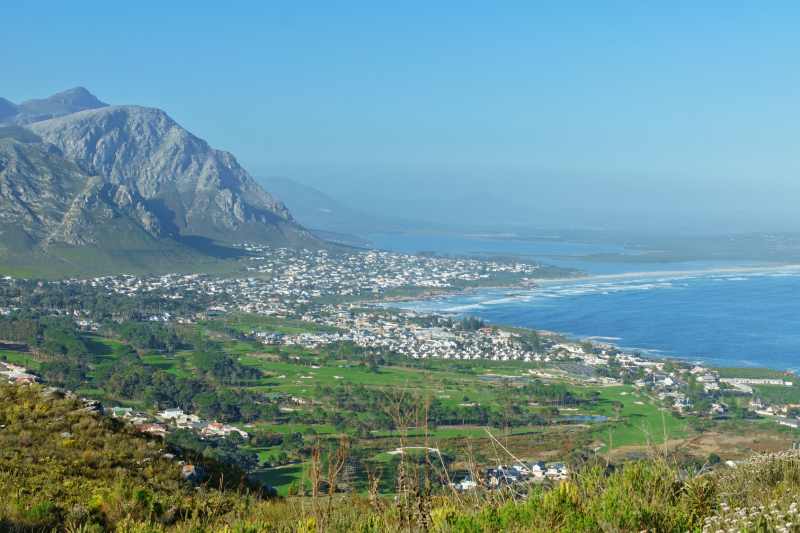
[{"xmin": 535, "ymin": 263, "xmax": 800, "ymax": 285}]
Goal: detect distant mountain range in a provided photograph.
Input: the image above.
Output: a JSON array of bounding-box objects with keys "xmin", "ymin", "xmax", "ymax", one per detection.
[
  {"xmin": 0, "ymin": 88, "xmax": 318, "ymax": 276},
  {"xmin": 260, "ymin": 176, "xmax": 435, "ymax": 245}
]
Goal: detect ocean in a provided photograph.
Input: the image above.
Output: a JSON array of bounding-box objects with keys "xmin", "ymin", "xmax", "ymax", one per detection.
[{"xmin": 371, "ymin": 232, "xmax": 800, "ymax": 371}]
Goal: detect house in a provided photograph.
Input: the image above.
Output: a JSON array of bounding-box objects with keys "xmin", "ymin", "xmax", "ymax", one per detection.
[
  {"xmin": 546, "ymin": 463, "xmax": 569, "ymax": 480},
  {"xmin": 158, "ymin": 408, "xmax": 185, "ymax": 420},
  {"xmin": 485, "ymin": 467, "xmax": 517, "ymax": 487},
  {"xmin": 158, "ymin": 408, "xmax": 201, "ymax": 428},
  {"xmin": 201, "ymin": 422, "xmax": 249, "ymax": 439},
  {"xmin": 453, "ymin": 477, "xmax": 478, "ymax": 491},
  {"xmin": 111, "ymin": 407, "xmax": 134, "ymax": 418},
  {"xmin": 12, "ymin": 373, "xmax": 38, "ymax": 384},
  {"xmin": 710, "ymin": 403, "xmax": 727, "ymax": 415},
  {"xmin": 749, "ymin": 398, "xmax": 766, "ymax": 411},
  {"xmin": 137, "ymin": 423, "xmax": 168, "ymax": 438},
  {"xmin": 511, "ymin": 463, "xmax": 531, "ymax": 476}
]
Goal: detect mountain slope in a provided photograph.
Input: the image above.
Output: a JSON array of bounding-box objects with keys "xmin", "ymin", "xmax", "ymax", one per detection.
[
  {"xmin": 0, "ymin": 88, "xmax": 320, "ymax": 275},
  {"xmin": 30, "ymin": 105, "xmax": 313, "ymax": 245},
  {"xmin": 0, "ymin": 87, "xmax": 108, "ymax": 125},
  {"xmin": 0, "ymin": 383, "xmax": 260, "ymax": 531},
  {"xmin": 262, "ymin": 175, "xmax": 430, "ymax": 239},
  {"xmin": 0, "ymin": 98, "xmax": 18, "ymax": 122},
  {"xmin": 0, "ymin": 135, "xmax": 213, "ymax": 275},
  {"xmin": 4, "ymin": 383, "xmax": 800, "ymax": 531},
  {"xmin": 0, "ymin": 136, "xmax": 87, "ymax": 244}
]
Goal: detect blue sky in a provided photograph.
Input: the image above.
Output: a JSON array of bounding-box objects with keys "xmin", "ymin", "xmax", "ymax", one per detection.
[{"xmin": 3, "ymin": 2, "xmax": 800, "ymax": 233}]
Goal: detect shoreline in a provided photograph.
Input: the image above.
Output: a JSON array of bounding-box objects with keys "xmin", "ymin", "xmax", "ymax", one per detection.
[
  {"xmin": 375, "ymin": 262, "xmax": 800, "ymax": 375},
  {"xmin": 379, "ymin": 262, "xmax": 800, "ymax": 305}
]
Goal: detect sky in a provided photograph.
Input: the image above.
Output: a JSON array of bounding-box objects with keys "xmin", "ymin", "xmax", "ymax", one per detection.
[{"xmin": 3, "ymin": 1, "xmax": 800, "ymax": 235}]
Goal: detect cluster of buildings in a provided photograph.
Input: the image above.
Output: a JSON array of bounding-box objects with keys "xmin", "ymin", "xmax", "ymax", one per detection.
[
  {"xmin": 47, "ymin": 246, "xmax": 540, "ymax": 322},
  {"xmin": 252, "ymin": 308, "xmax": 553, "ymax": 361},
  {"xmin": 109, "ymin": 406, "xmax": 248, "ymax": 440},
  {"xmin": 236, "ymin": 244, "xmax": 539, "ymax": 293},
  {"xmin": 454, "ymin": 461, "xmax": 569, "ymax": 491},
  {"xmin": 628, "ymin": 362, "xmax": 800, "ymax": 424}
]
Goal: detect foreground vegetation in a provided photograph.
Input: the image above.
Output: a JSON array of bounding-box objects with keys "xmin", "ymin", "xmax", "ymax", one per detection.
[{"xmin": 3, "ymin": 382, "xmax": 800, "ymax": 532}]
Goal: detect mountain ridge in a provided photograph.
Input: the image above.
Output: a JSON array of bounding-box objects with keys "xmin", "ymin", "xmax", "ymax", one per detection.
[
  {"xmin": 0, "ymin": 88, "xmax": 320, "ymax": 276},
  {"xmin": 1, "ymin": 87, "xmax": 108, "ymax": 125}
]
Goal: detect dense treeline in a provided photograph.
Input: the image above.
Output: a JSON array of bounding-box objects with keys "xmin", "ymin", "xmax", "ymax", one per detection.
[
  {"xmin": 191, "ymin": 345, "xmax": 262, "ymax": 385},
  {"xmin": 92, "ymin": 345, "xmax": 269, "ymax": 422},
  {"xmin": 114, "ymin": 321, "xmax": 182, "ymax": 352},
  {"xmin": 0, "ymin": 312, "xmax": 272, "ymax": 422},
  {"xmin": 0, "ymin": 312, "xmax": 86, "ymax": 355}
]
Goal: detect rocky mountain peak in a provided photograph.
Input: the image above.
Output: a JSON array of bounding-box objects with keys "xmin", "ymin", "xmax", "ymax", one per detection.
[
  {"xmin": 29, "ymin": 104, "xmax": 300, "ymax": 242},
  {"xmin": 0, "ymin": 88, "xmax": 319, "ymax": 274},
  {"xmin": 1, "ymin": 87, "xmax": 108, "ymax": 125}
]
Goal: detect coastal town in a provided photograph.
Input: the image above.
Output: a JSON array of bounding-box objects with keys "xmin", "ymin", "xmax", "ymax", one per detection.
[
  {"xmin": 43, "ymin": 244, "xmax": 541, "ymax": 319},
  {"xmin": 1, "ymin": 244, "xmax": 799, "ymax": 496},
  {"xmin": 2, "ymin": 244, "xmax": 798, "ymax": 432}
]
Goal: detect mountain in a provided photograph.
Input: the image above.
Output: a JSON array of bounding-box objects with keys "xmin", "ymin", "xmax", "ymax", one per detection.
[
  {"xmin": 1, "ymin": 87, "xmax": 108, "ymax": 125},
  {"xmin": 261, "ymin": 176, "xmax": 379, "ymax": 244},
  {"xmin": 30, "ymin": 105, "xmax": 312, "ymax": 244},
  {"xmin": 261, "ymin": 175, "xmax": 431, "ymax": 241},
  {"xmin": 0, "ymin": 98, "xmax": 18, "ymax": 122},
  {"xmin": 0, "ymin": 88, "xmax": 318, "ymax": 276}
]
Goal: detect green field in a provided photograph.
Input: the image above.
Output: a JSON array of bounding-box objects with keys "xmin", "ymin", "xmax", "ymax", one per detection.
[
  {"xmin": 751, "ymin": 384, "xmax": 800, "ymax": 404},
  {"xmin": 715, "ymin": 367, "xmax": 792, "ymax": 380},
  {"xmin": 251, "ymin": 464, "xmax": 308, "ymax": 496},
  {"xmin": 1, "ymin": 317, "xmax": 693, "ymax": 459},
  {"xmin": 0, "ymin": 350, "xmax": 42, "ymax": 370},
  {"xmin": 0, "ymin": 314, "xmax": 738, "ymax": 496},
  {"xmin": 587, "ymin": 386, "xmax": 688, "ymax": 450}
]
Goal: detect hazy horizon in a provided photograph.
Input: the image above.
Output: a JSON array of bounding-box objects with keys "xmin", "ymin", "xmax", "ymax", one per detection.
[{"xmin": 4, "ymin": 2, "xmax": 800, "ymax": 235}]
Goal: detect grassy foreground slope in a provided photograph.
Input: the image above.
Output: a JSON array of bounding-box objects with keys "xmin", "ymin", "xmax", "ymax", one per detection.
[{"xmin": 4, "ymin": 384, "xmax": 800, "ymax": 532}]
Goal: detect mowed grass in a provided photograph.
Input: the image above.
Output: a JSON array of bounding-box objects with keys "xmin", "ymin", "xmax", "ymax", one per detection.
[
  {"xmin": 251, "ymin": 422, "xmax": 337, "ymax": 436},
  {"xmin": 240, "ymin": 356, "xmax": 452, "ymax": 396},
  {"xmin": 251, "ymin": 463, "xmax": 309, "ymax": 496},
  {"xmin": 715, "ymin": 367, "xmax": 791, "ymax": 380},
  {"xmin": 84, "ymin": 334, "xmax": 125, "ymax": 359},
  {"xmin": 0, "ymin": 350, "xmax": 42, "ymax": 371},
  {"xmin": 587, "ymin": 386, "xmax": 688, "ymax": 450},
  {"xmin": 17, "ymin": 316, "xmax": 691, "ymax": 461},
  {"xmin": 371, "ymin": 424, "xmax": 545, "ymax": 439},
  {"xmin": 751, "ymin": 384, "xmax": 800, "ymax": 404},
  {"xmin": 140, "ymin": 352, "xmax": 194, "ymax": 379}
]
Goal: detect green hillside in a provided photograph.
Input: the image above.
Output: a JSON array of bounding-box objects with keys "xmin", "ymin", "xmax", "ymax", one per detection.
[{"xmin": 3, "ymin": 383, "xmax": 800, "ymax": 532}]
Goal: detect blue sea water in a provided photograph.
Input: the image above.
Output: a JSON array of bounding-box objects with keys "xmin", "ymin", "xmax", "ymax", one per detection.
[{"xmin": 372, "ymin": 232, "xmax": 800, "ymax": 371}]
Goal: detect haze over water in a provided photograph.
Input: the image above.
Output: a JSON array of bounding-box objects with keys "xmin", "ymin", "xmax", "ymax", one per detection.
[{"xmin": 376, "ymin": 233, "xmax": 800, "ymax": 372}]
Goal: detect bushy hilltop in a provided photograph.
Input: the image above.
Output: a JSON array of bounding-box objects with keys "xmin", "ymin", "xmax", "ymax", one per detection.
[
  {"xmin": 0, "ymin": 88, "xmax": 316, "ymax": 276},
  {"xmin": 3, "ymin": 383, "xmax": 800, "ymax": 532}
]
